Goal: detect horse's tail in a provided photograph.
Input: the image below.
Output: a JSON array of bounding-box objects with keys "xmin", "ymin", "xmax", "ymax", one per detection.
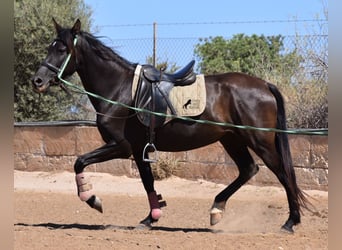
[{"xmin": 267, "ymin": 83, "xmax": 309, "ymax": 212}]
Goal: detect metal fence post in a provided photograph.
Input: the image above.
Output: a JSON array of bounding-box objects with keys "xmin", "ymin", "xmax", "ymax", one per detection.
[{"xmin": 153, "ymin": 22, "xmax": 157, "ymax": 67}]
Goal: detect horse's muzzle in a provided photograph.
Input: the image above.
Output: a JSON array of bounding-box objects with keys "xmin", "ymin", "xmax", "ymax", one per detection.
[
  {"xmin": 32, "ymin": 76, "xmax": 49, "ymax": 93},
  {"xmin": 32, "ymin": 75, "xmax": 60, "ymax": 93}
]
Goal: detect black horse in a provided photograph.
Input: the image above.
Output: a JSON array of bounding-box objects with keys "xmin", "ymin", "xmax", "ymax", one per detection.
[{"xmin": 32, "ymin": 19, "xmax": 308, "ymax": 233}]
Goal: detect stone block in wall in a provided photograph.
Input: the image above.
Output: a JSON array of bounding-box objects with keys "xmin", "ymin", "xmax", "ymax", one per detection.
[
  {"xmin": 289, "ymin": 135, "xmax": 311, "ymax": 167},
  {"xmin": 43, "ymin": 127, "xmax": 76, "ymax": 156},
  {"xmin": 310, "ymin": 136, "xmax": 328, "ymax": 169},
  {"xmin": 248, "ymin": 165, "xmax": 279, "ymax": 187},
  {"xmin": 14, "ymin": 127, "xmax": 44, "ymax": 154},
  {"xmin": 94, "ymin": 159, "xmax": 134, "ymax": 177},
  {"xmin": 174, "ymin": 161, "xmax": 238, "ymax": 184},
  {"xmin": 75, "ymin": 127, "xmax": 103, "ymax": 155},
  {"xmin": 14, "ymin": 153, "xmax": 26, "ymax": 171},
  {"xmin": 14, "ymin": 153, "xmax": 43, "ymax": 171},
  {"xmin": 26, "ymin": 154, "xmax": 47, "ymax": 171},
  {"xmin": 47, "ymin": 156, "xmax": 75, "ymax": 172},
  {"xmin": 157, "ymin": 151, "xmax": 187, "ymax": 162},
  {"xmin": 14, "ymin": 153, "xmax": 47, "ymax": 172},
  {"xmin": 245, "ymin": 136, "xmax": 312, "ymax": 169},
  {"xmin": 186, "ymin": 143, "xmax": 226, "ymax": 163},
  {"xmin": 172, "ymin": 161, "xmax": 203, "ymax": 180},
  {"xmin": 295, "ymin": 167, "xmax": 328, "ymax": 191},
  {"xmin": 205, "ymin": 164, "xmax": 239, "ymax": 184},
  {"xmin": 250, "ymin": 165, "xmax": 328, "ymax": 191},
  {"xmin": 13, "ymin": 124, "xmax": 328, "ymax": 191}
]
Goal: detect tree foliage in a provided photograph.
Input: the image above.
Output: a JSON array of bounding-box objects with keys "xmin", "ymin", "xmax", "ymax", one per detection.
[
  {"xmin": 194, "ymin": 34, "xmax": 328, "ymax": 128},
  {"xmin": 14, "ymin": 0, "xmax": 93, "ymax": 121},
  {"xmin": 194, "ymin": 34, "xmax": 302, "ymax": 84}
]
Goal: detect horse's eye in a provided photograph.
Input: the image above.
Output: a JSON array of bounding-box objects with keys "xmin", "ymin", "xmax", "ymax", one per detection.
[{"xmin": 58, "ymin": 47, "xmax": 67, "ymax": 53}]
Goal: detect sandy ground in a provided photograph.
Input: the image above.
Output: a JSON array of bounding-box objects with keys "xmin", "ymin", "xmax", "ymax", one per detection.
[{"xmin": 14, "ymin": 170, "xmax": 328, "ymax": 250}]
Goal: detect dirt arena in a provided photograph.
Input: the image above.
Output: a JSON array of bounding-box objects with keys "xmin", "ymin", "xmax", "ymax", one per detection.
[{"xmin": 14, "ymin": 170, "xmax": 328, "ymax": 250}]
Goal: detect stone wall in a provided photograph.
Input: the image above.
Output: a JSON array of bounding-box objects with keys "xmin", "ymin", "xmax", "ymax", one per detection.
[{"xmin": 14, "ymin": 122, "xmax": 328, "ymax": 190}]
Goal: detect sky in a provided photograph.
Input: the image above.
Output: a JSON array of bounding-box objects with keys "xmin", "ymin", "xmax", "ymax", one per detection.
[
  {"xmin": 82, "ymin": 0, "xmax": 327, "ymax": 65},
  {"xmin": 84, "ymin": 0, "xmax": 326, "ymax": 38}
]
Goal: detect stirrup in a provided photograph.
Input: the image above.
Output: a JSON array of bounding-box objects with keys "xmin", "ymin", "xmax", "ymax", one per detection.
[{"xmin": 142, "ymin": 143, "xmax": 158, "ymax": 163}]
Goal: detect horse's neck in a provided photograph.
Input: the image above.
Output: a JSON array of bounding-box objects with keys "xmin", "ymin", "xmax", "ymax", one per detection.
[
  {"xmin": 76, "ymin": 46, "xmax": 134, "ymax": 111},
  {"xmin": 77, "ymin": 48, "xmax": 132, "ymax": 91}
]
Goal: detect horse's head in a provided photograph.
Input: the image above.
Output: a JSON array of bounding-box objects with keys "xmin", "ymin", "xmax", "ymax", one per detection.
[{"xmin": 32, "ymin": 18, "xmax": 81, "ymax": 93}]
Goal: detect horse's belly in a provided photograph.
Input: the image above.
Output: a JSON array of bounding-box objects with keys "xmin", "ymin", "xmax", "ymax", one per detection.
[{"xmin": 154, "ymin": 123, "xmax": 225, "ymax": 152}]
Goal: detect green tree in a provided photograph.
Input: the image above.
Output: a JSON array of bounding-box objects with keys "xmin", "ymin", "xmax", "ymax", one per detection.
[
  {"xmin": 194, "ymin": 34, "xmax": 303, "ymax": 85},
  {"xmin": 194, "ymin": 34, "xmax": 328, "ymax": 129},
  {"xmin": 14, "ymin": 0, "xmax": 93, "ymax": 121}
]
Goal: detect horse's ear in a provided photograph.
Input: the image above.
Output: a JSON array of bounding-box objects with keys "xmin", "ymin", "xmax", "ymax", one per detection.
[
  {"xmin": 71, "ymin": 19, "xmax": 81, "ymax": 35},
  {"xmin": 52, "ymin": 17, "xmax": 62, "ymax": 34}
]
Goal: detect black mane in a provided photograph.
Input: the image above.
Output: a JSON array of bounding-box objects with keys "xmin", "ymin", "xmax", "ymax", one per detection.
[{"xmin": 79, "ymin": 31, "xmax": 135, "ymax": 67}]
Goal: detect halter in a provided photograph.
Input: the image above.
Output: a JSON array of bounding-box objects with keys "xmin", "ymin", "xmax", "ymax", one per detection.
[
  {"xmin": 40, "ymin": 36, "xmax": 78, "ymax": 78},
  {"xmin": 42, "ymin": 35, "xmax": 138, "ymax": 121}
]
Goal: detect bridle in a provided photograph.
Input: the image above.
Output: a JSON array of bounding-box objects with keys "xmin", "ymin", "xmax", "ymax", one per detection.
[
  {"xmin": 39, "ymin": 35, "xmax": 137, "ymax": 120},
  {"xmin": 40, "ymin": 36, "xmax": 78, "ymax": 77},
  {"xmin": 41, "ymin": 60, "xmax": 61, "ymax": 74}
]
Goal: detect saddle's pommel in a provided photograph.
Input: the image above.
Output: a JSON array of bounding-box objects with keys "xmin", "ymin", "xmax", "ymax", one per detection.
[{"xmin": 143, "ymin": 60, "xmax": 196, "ymax": 86}]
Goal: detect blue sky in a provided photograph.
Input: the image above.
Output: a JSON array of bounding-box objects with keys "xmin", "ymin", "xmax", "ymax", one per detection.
[
  {"xmin": 82, "ymin": 0, "xmax": 327, "ymax": 66},
  {"xmin": 84, "ymin": 0, "xmax": 326, "ymax": 38}
]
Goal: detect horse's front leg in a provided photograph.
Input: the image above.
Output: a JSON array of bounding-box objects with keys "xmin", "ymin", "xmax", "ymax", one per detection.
[
  {"xmin": 133, "ymin": 151, "xmax": 166, "ymax": 228},
  {"xmin": 74, "ymin": 140, "xmax": 132, "ymax": 213}
]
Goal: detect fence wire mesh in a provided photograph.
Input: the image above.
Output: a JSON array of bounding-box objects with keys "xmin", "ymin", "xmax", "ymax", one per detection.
[
  {"xmin": 71, "ymin": 21, "xmax": 328, "ymax": 128},
  {"xmin": 108, "ymin": 35, "xmax": 327, "ymax": 83}
]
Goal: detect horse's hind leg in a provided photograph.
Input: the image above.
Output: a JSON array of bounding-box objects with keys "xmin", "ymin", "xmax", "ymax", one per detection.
[
  {"xmin": 210, "ymin": 134, "xmax": 259, "ymax": 225},
  {"xmin": 254, "ymin": 144, "xmax": 302, "ymax": 233}
]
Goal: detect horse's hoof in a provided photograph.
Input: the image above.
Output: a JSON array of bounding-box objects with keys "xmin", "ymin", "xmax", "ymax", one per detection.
[
  {"xmin": 86, "ymin": 195, "xmax": 103, "ymax": 213},
  {"xmin": 281, "ymin": 224, "xmax": 294, "ymax": 234},
  {"xmin": 210, "ymin": 207, "xmax": 224, "ymax": 226},
  {"xmin": 135, "ymin": 223, "xmax": 152, "ymax": 230},
  {"xmin": 93, "ymin": 196, "xmax": 103, "ymax": 213},
  {"xmin": 280, "ymin": 219, "xmax": 295, "ymax": 233},
  {"xmin": 138, "ymin": 212, "xmax": 159, "ymax": 229}
]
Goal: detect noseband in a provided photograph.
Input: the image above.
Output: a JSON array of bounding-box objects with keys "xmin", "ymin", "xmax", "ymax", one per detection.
[{"xmin": 41, "ymin": 60, "xmax": 61, "ymax": 74}]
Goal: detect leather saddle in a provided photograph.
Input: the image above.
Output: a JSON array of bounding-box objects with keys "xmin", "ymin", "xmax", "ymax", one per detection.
[
  {"xmin": 135, "ymin": 60, "xmax": 196, "ymax": 128},
  {"xmin": 143, "ymin": 60, "xmax": 196, "ymax": 86}
]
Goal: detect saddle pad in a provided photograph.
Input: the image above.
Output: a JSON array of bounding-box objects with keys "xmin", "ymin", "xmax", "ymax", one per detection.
[
  {"xmin": 132, "ymin": 64, "xmax": 206, "ymax": 118},
  {"xmin": 167, "ymin": 74, "xmax": 206, "ymax": 117}
]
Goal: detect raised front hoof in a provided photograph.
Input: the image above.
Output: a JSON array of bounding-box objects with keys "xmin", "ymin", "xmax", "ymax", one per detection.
[
  {"xmin": 210, "ymin": 208, "xmax": 224, "ymax": 226},
  {"xmin": 280, "ymin": 220, "xmax": 295, "ymax": 234},
  {"xmin": 86, "ymin": 195, "xmax": 103, "ymax": 213}
]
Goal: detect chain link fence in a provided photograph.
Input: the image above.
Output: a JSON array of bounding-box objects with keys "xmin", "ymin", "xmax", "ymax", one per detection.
[
  {"xmin": 108, "ymin": 35, "xmax": 327, "ymax": 83},
  {"xmin": 72, "ymin": 21, "xmax": 328, "ymax": 128}
]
